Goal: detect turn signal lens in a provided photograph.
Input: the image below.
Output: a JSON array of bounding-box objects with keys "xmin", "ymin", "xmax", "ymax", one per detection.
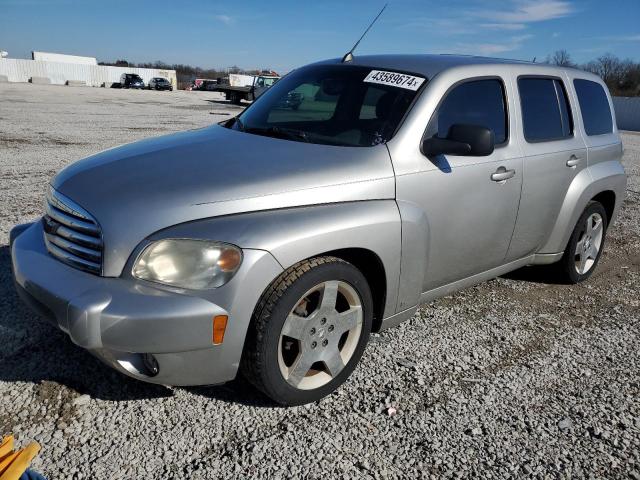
[
  {"xmin": 217, "ymin": 248, "xmax": 242, "ymax": 272},
  {"xmin": 213, "ymin": 315, "xmax": 228, "ymax": 345}
]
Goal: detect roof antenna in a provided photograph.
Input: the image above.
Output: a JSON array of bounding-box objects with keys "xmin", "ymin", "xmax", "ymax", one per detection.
[{"xmin": 342, "ymin": 3, "xmax": 388, "ymax": 63}]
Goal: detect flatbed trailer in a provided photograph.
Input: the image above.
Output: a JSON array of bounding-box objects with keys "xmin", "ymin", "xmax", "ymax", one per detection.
[{"xmin": 211, "ymin": 74, "xmax": 279, "ymax": 104}]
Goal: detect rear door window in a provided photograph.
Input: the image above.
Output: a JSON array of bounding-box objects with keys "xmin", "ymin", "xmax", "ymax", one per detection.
[
  {"xmin": 573, "ymin": 79, "xmax": 613, "ymax": 136},
  {"xmin": 518, "ymin": 77, "xmax": 573, "ymax": 142},
  {"xmin": 429, "ymin": 79, "xmax": 507, "ymax": 144}
]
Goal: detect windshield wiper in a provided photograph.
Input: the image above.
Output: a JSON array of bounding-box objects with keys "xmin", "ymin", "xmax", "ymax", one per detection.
[{"xmin": 244, "ymin": 126, "xmax": 310, "ymax": 143}]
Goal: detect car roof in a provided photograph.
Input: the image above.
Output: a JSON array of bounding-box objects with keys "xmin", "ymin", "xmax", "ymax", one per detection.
[{"xmin": 316, "ymin": 54, "xmax": 578, "ymax": 79}]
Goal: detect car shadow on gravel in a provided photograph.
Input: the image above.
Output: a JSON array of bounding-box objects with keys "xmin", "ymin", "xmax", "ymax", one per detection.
[
  {"xmin": 501, "ymin": 264, "xmax": 571, "ymax": 285},
  {"xmin": 1, "ymin": 246, "xmax": 278, "ymax": 407},
  {"xmin": 186, "ymin": 379, "xmax": 279, "ymax": 408},
  {"xmin": 204, "ymin": 99, "xmax": 245, "ymax": 108}
]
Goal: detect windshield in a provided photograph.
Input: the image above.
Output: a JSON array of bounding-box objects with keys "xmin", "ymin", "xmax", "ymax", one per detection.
[
  {"xmin": 231, "ymin": 64, "xmax": 425, "ymax": 147},
  {"xmin": 260, "ymin": 77, "xmax": 277, "ymax": 87}
]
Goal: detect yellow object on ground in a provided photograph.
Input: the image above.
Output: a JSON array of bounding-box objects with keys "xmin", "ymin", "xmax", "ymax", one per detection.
[
  {"xmin": 0, "ymin": 436, "xmax": 41, "ymax": 480},
  {"xmin": 0, "ymin": 437, "xmax": 14, "ymax": 459}
]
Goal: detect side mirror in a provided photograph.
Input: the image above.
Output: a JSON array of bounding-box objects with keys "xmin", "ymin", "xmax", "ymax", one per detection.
[{"xmin": 422, "ymin": 124, "xmax": 495, "ymax": 158}]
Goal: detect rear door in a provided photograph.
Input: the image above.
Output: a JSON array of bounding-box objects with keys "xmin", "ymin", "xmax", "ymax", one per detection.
[{"xmin": 506, "ymin": 73, "xmax": 587, "ymax": 260}]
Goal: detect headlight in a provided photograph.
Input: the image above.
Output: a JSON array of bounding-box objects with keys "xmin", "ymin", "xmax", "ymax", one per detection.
[{"xmin": 132, "ymin": 239, "xmax": 242, "ymax": 289}]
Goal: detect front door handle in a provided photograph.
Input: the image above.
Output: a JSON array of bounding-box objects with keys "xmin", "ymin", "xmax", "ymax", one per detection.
[
  {"xmin": 491, "ymin": 166, "xmax": 516, "ymax": 182},
  {"xmin": 566, "ymin": 155, "xmax": 581, "ymax": 167}
]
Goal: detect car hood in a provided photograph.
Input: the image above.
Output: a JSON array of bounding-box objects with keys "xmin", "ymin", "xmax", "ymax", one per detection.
[{"xmin": 52, "ymin": 125, "xmax": 395, "ymax": 276}]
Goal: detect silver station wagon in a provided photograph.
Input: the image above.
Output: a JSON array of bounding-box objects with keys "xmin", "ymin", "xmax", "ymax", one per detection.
[{"xmin": 11, "ymin": 54, "xmax": 626, "ymax": 405}]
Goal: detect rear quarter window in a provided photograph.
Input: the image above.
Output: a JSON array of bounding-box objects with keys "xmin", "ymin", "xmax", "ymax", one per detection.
[{"xmin": 573, "ymin": 79, "xmax": 613, "ymax": 136}]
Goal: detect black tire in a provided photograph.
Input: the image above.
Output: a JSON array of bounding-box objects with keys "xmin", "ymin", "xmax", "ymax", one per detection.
[
  {"xmin": 558, "ymin": 201, "xmax": 608, "ymax": 284},
  {"xmin": 241, "ymin": 256, "xmax": 373, "ymax": 406}
]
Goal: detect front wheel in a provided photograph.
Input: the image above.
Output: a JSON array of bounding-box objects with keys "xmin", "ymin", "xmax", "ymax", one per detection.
[
  {"xmin": 558, "ymin": 201, "xmax": 608, "ymax": 283},
  {"xmin": 241, "ymin": 257, "xmax": 373, "ymax": 406}
]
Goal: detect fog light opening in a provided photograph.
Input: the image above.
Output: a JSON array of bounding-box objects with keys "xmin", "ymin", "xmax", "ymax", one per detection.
[
  {"xmin": 116, "ymin": 352, "xmax": 160, "ymax": 378},
  {"xmin": 142, "ymin": 353, "xmax": 159, "ymax": 376}
]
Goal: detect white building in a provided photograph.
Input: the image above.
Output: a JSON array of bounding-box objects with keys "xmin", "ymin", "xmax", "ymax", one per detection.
[
  {"xmin": 32, "ymin": 51, "xmax": 97, "ymax": 65},
  {"xmin": 0, "ymin": 51, "xmax": 177, "ymax": 88}
]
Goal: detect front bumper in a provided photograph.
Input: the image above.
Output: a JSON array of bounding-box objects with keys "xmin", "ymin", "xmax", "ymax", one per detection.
[{"xmin": 11, "ymin": 221, "xmax": 283, "ymax": 386}]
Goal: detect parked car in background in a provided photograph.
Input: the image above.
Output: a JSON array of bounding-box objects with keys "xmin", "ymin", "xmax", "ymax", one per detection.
[
  {"xmin": 149, "ymin": 77, "xmax": 173, "ymax": 91},
  {"xmin": 120, "ymin": 73, "xmax": 145, "ymax": 89},
  {"xmin": 189, "ymin": 78, "xmax": 218, "ymax": 91},
  {"xmin": 11, "ymin": 54, "xmax": 626, "ymax": 406}
]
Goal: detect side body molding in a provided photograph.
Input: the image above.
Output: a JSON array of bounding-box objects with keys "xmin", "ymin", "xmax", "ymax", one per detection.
[
  {"xmin": 148, "ymin": 200, "xmax": 403, "ymax": 321},
  {"xmin": 538, "ymin": 160, "xmax": 627, "ymax": 254}
]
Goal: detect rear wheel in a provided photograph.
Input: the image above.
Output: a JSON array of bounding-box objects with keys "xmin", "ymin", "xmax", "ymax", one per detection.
[
  {"xmin": 241, "ymin": 257, "xmax": 373, "ymax": 406},
  {"xmin": 558, "ymin": 201, "xmax": 608, "ymax": 283}
]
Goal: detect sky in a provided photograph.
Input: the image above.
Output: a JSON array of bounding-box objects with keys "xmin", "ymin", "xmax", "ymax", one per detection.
[{"xmin": 1, "ymin": 0, "xmax": 640, "ymax": 73}]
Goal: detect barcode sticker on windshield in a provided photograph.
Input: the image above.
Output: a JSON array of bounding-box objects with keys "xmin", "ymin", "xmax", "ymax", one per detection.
[{"xmin": 364, "ymin": 70, "xmax": 425, "ymax": 90}]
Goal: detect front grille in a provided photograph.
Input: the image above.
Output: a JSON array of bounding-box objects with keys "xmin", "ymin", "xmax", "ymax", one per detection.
[{"xmin": 43, "ymin": 186, "xmax": 103, "ymax": 274}]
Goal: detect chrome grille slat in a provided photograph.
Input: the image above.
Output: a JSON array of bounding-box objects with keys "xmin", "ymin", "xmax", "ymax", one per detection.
[
  {"xmin": 44, "ymin": 236, "xmax": 102, "ymax": 273},
  {"xmin": 45, "ymin": 203, "xmax": 100, "ymax": 235},
  {"xmin": 45, "ymin": 233, "xmax": 102, "ymax": 262},
  {"xmin": 47, "ymin": 222, "xmax": 102, "ymax": 248},
  {"xmin": 43, "ymin": 187, "xmax": 103, "ymax": 275}
]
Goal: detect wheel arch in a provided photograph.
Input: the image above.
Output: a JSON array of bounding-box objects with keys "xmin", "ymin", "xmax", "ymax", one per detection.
[
  {"xmin": 312, "ymin": 248, "xmax": 387, "ymax": 332},
  {"xmin": 591, "ymin": 190, "xmax": 616, "ymax": 224},
  {"xmin": 254, "ymin": 202, "xmax": 402, "ymax": 324},
  {"xmin": 538, "ymin": 161, "xmax": 626, "ymax": 254}
]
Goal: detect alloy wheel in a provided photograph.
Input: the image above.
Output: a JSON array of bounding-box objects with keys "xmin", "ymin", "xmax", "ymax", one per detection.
[
  {"xmin": 277, "ymin": 280, "xmax": 363, "ymax": 390},
  {"xmin": 574, "ymin": 212, "xmax": 604, "ymax": 275}
]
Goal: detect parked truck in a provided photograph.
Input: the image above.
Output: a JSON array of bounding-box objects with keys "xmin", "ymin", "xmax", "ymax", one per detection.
[{"xmin": 211, "ymin": 73, "xmax": 280, "ymax": 104}]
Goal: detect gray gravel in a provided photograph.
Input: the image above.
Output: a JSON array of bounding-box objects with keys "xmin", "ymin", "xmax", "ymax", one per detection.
[{"xmin": 1, "ymin": 83, "xmax": 639, "ymax": 479}]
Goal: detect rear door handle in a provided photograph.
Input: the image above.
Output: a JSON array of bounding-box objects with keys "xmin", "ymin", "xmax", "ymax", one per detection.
[
  {"xmin": 566, "ymin": 155, "xmax": 581, "ymax": 167},
  {"xmin": 491, "ymin": 167, "xmax": 516, "ymax": 182}
]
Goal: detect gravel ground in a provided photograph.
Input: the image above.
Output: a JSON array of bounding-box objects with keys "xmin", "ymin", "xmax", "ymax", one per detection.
[{"xmin": 1, "ymin": 83, "xmax": 638, "ymax": 479}]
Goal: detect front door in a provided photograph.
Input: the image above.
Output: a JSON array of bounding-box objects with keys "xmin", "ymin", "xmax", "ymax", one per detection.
[{"xmin": 395, "ymin": 77, "xmax": 523, "ymax": 292}]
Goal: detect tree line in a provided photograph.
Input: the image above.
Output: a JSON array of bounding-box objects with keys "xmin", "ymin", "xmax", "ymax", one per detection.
[{"xmin": 546, "ymin": 50, "xmax": 640, "ymax": 97}]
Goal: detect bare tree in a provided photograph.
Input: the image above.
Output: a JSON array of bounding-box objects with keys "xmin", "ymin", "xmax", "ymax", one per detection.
[
  {"xmin": 583, "ymin": 54, "xmax": 623, "ymax": 84},
  {"xmin": 580, "ymin": 53, "xmax": 640, "ymax": 96},
  {"xmin": 550, "ymin": 49, "xmax": 574, "ymax": 67}
]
